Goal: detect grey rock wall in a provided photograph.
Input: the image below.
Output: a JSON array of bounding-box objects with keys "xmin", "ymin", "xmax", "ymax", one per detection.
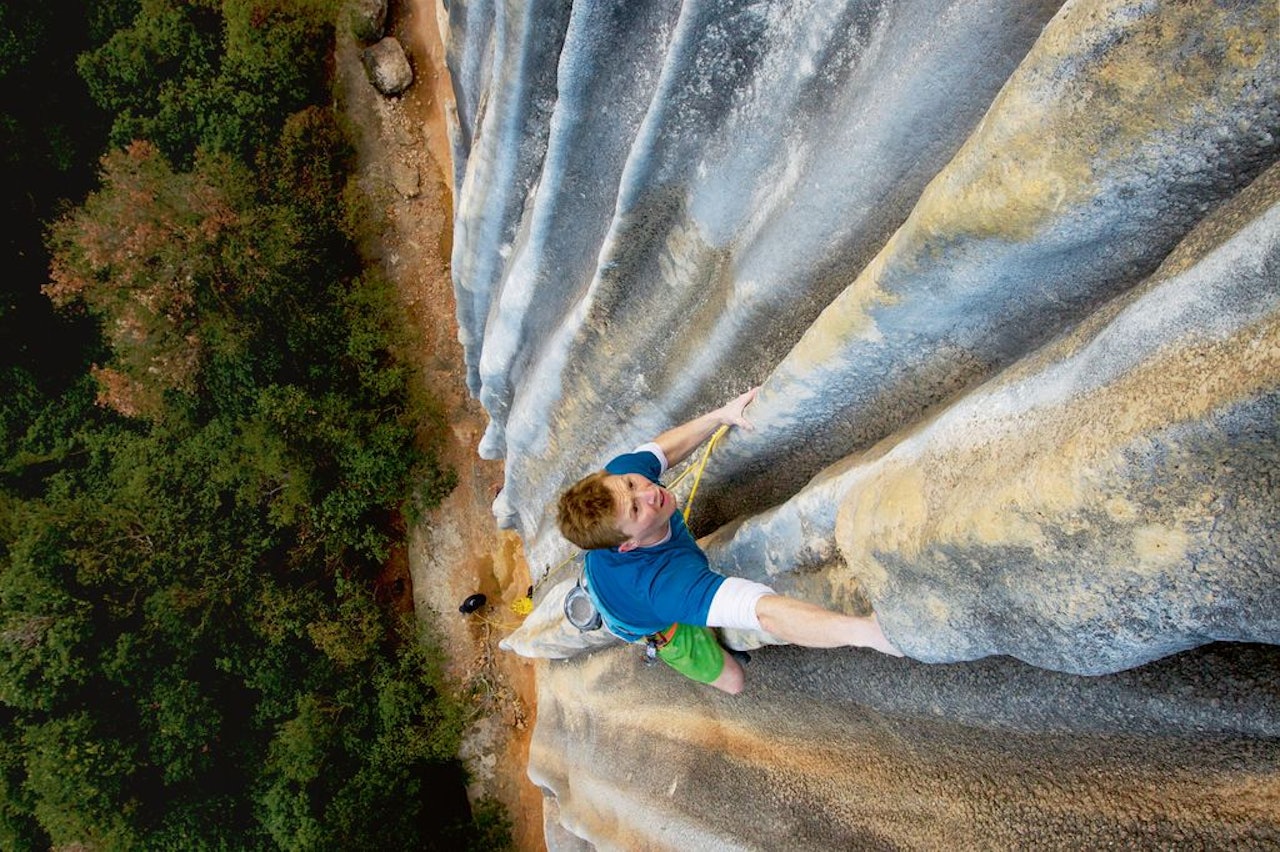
[
  {"xmin": 833, "ymin": 162, "xmax": 1280, "ymax": 674},
  {"xmin": 442, "ymin": 0, "xmax": 1280, "ymax": 847},
  {"xmin": 529, "ymin": 641, "xmax": 1280, "ymax": 850}
]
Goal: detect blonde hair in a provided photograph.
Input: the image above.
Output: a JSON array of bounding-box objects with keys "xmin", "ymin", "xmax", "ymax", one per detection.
[{"xmin": 557, "ymin": 470, "xmax": 626, "ymax": 550}]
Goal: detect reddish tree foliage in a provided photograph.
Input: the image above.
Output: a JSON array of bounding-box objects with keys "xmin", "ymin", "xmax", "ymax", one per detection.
[{"xmin": 46, "ymin": 141, "xmax": 250, "ymax": 418}]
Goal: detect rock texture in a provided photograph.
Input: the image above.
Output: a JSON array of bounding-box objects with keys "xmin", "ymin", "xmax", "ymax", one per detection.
[
  {"xmin": 362, "ymin": 36, "xmax": 414, "ymax": 95},
  {"xmin": 529, "ymin": 642, "xmax": 1280, "ymax": 850},
  {"xmin": 831, "ymin": 166, "xmax": 1280, "ymax": 674},
  {"xmin": 440, "ymin": 0, "xmax": 1280, "ymax": 847}
]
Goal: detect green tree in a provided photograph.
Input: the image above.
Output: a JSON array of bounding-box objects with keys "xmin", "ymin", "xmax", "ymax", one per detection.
[
  {"xmin": 0, "ymin": 722, "xmax": 44, "ymax": 851},
  {"xmin": 21, "ymin": 713, "xmax": 140, "ymax": 848},
  {"xmin": 77, "ymin": 0, "xmax": 332, "ymax": 167},
  {"xmin": 0, "ymin": 516, "xmax": 96, "ymax": 714},
  {"xmin": 0, "ymin": 0, "xmax": 507, "ymax": 845}
]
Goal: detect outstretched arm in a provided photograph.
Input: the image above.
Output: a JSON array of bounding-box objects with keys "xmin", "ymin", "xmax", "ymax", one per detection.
[
  {"xmin": 755, "ymin": 595, "xmax": 903, "ymax": 656},
  {"xmin": 653, "ymin": 387, "xmax": 759, "ymax": 467}
]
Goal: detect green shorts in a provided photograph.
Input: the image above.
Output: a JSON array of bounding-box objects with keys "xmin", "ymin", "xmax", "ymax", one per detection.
[{"xmin": 656, "ymin": 624, "xmax": 725, "ymax": 684}]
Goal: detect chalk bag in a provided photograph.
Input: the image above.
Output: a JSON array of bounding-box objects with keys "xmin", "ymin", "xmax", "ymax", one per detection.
[{"xmin": 564, "ymin": 580, "xmax": 602, "ymax": 632}]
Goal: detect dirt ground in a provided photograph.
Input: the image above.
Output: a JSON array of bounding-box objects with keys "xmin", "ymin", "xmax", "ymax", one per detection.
[{"xmin": 339, "ymin": 5, "xmax": 546, "ymax": 851}]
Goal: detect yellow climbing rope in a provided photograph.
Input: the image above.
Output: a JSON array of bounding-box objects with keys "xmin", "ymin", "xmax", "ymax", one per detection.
[
  {"xmin": 673, "ymin": 424, "xmax": 729, "ymax": 524},
  {"xmin": 471, "ymin": 610, "xmax": 524, "ymax": 631}
]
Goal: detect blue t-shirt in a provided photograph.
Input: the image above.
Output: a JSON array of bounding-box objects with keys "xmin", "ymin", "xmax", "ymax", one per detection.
[{"xmin": 583, "ymin": 449, "xmax": 726, "ymax": 641}]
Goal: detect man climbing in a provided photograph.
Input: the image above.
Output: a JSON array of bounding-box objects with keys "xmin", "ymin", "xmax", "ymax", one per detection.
[{"xmin": 557, "ymin": 387, "xmax": 902, "ymax": 694}]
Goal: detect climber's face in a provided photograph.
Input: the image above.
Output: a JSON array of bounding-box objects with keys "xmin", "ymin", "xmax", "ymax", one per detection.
[{"xmin": 605, "ymin": 473, "xmax": 676, "ymax": 551}]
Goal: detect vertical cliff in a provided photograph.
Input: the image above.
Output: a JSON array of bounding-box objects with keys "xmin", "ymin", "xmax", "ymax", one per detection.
[{"xmin": 439, "ymin": 0, "xmax": 1279, "ymax": 847}]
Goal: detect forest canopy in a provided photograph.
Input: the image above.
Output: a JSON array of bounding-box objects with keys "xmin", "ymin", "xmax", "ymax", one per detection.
[{"xmin": 0, "ymin": 0, "xmax": 507, "ymax": 848}]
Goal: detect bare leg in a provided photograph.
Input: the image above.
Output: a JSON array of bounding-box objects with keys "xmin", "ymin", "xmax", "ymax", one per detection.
[
  {"xmin": 756, "ymin": 595, "xmax": 903, "ymax": 656},
  {"xmin": 707, "ymin": 647, "xmax": 746, "ymax": 693}
]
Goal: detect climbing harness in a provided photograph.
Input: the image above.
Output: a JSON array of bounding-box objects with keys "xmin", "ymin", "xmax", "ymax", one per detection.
[
  {"xmin": 644, "ymin": 641, "xmax": 658, "ymax": 665},
  {"xmin": 642, "ymin": 622, "xmax": 679, "ymax": 665}
]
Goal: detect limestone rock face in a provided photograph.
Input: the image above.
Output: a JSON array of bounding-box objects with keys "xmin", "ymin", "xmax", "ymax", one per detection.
[
  {"xmin": 834, "ymin": 164, "xmax": 1280, "ymax": 674},
  {"xmin": 443, "ymin": 0, "xmax": 1280, "ymax": 846},
  {"xmin": 453, "ymin": 0, "xmax": 1279, "ymax": 668},
  {"xmin": 528, "ymin": 641, "xmax": 1280, "ymax": 850}
]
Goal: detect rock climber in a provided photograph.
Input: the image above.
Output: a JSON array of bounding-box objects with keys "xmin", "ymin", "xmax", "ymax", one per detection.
[{"xmin": 556, "ymin": 387, "xmax": 902, "ymax": 694}]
